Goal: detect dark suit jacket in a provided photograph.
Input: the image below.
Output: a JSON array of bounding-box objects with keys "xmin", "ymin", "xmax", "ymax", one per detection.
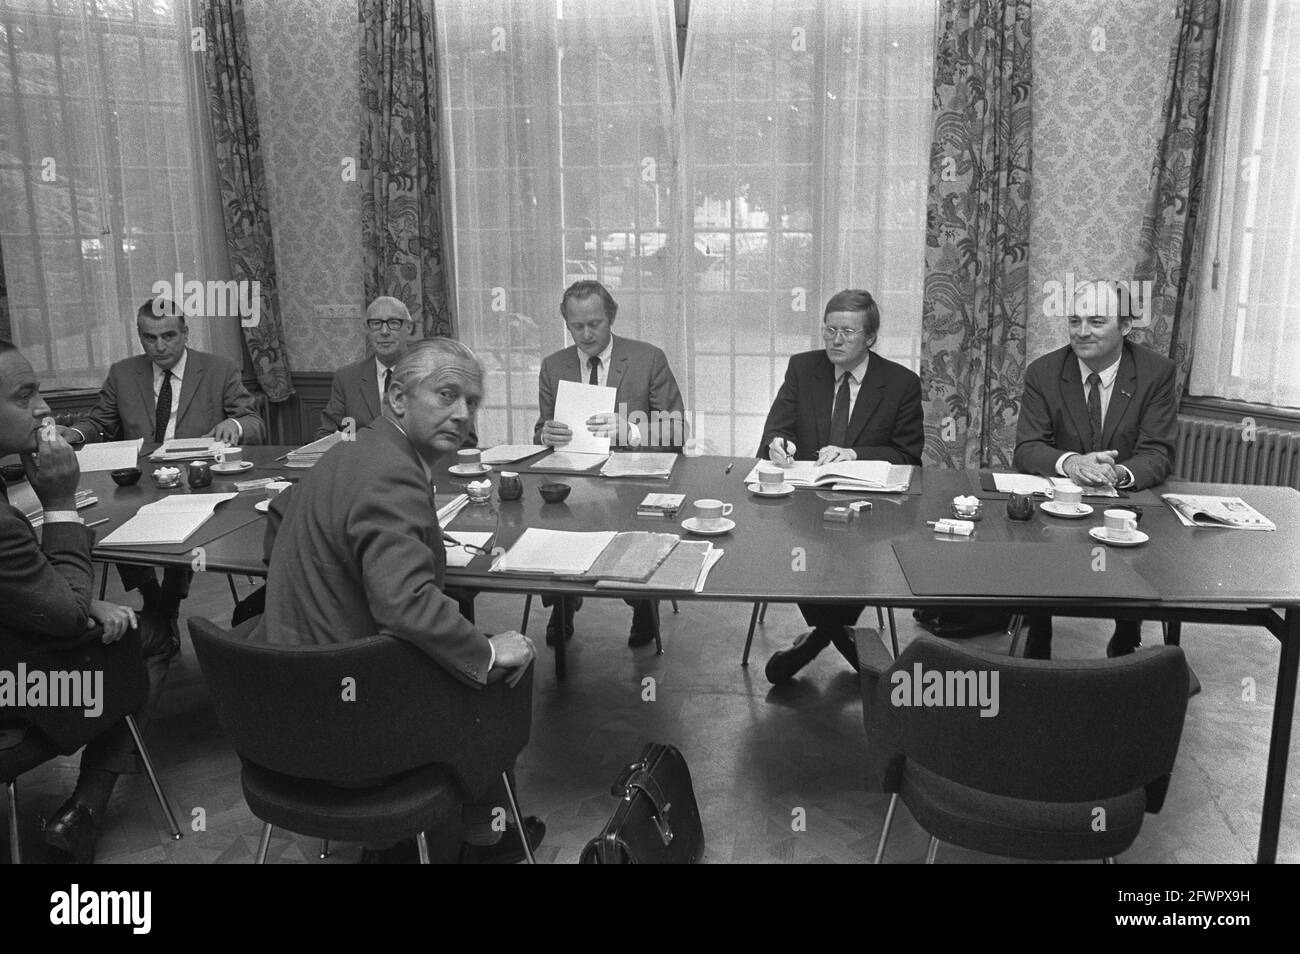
[
  {"xmin": 250, "ymin": 417, "xmax": 492, "ymax": 688},
  {"xmin": 758, "ymin": 350, "xmax": 924, "ymax": 465},
  {"xmin": 533, "ymin": 335, "xmax": 686, "ymax": 448},
  {"xmin": 316, "ymin": 355, "xmax": 477, "ymax": 447},
  {"xmin": 1013, "ymin": 340, "xmax": 1176, "ymax": 491},
  {"xmin": 72, "ymin": 349, "xmax": 265, "ymax": 445}
]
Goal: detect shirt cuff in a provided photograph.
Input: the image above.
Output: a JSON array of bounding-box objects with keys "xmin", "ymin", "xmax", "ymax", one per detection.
[
  {"xmin": 67, "ymin": 426, "xmax": 87, "ymax": 445},
  {"xmin": 626, "ymin": 422, "xmax": 643, "ymax": 448},
  {"xmin": 487, "ymin": 640, "xmax": 496, "ymax": 671},
  {"xmin": 1055, "ymin": 452, "xmax": 1077, "ymax": 477},
  {"xmin": 1117, "ymin": 465, "xmax": 1135, "ymax": 489},
  {"xmin": 231, "ymin": 418, "xmax": 244, "ymax": 439},
  {"xmin": 42, "ymin": 510, "xmax": 82, "ymax": 524}
]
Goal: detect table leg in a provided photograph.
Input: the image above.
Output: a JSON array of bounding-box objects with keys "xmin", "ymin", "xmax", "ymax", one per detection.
[
  {"xmin": 1259, "ymin": 607, "xmax": 1298, "ymax": 864},
  {"xmin": 553, "ymin": 595, "xmax": 568, "ymax": 682}
]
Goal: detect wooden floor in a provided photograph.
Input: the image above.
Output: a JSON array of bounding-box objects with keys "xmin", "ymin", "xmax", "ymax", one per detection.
[{"xmin": 5, "ymin": 570, "xmax": 1297, "ymax": 864}]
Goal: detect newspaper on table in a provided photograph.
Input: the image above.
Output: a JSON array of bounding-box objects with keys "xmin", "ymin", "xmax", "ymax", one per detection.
[{"xmin": 1161, "ymin": 494, "xmax": 1276, "ymax": 531}]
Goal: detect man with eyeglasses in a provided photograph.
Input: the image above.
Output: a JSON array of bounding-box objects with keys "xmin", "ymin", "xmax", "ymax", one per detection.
[
  {"xmin": 759, "ymin": 289, "xmax": 924, "ymax": 684},
  {"xmin": 534, "ymin": 280, "xmax": 687, "ymax": 649},
  {"xmin": 317, "ymin": 297, "xmax": 420, "ymax": 438}
]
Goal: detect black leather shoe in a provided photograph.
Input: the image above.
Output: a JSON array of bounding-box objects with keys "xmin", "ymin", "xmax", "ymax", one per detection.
[
  {"xmin": 828, "ymin": 627, "xmax": 860, "ymax": 672},
  {"xmin": 544, "ymin": 598, "xmax": 582, "ymax": 647},
  {"xmin": 628, "ymin": 600, "xmax": 660, "ymax": 648},
  {"xmin": 1106, "ymin": 633, "xmax": 1140, "ymax": 657},
  {"xmin": 459, "ymin": 816, "xmax": 545, "ymax": 864},
  {"xmin": 765, "ymin": 629, "xmax": 830, "ymax": 684},
  {"xmin": 358, "ymin": 839, "xmax": 420, "ymax": 864},
  {"xmin": 44, "ymin": 798, "xmax": 99, "ymax": 864}
]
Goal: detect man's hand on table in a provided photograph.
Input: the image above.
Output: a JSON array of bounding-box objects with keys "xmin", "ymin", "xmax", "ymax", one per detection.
[
  {"xmin": 815, "ymin": 445, "xmax": 856, "ymax": 465},
  {"xmin": 1063, "ymin": 450, "xmax": 1119, "ymax": 487},
  {"xmin": 768, "ymin": 437, "xmax": 796, "ymax": 467},
  {"xmin": 205, "ymin": 420, "xmax": 242, "ymax": 445},
  {"xmin": 488, "ymin": 630, "xmax": 536, "ymax": 687}
]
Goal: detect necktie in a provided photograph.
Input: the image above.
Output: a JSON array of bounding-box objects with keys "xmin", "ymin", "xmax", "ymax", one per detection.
[
  {"xmin": 383, "ymin": 367, "xmax": 392, "ymax": 404},
  {"xmin": 829, "ymin": 372, "xmax": 851, "ymax": 447},
  {"xmin": 1086, "ymin": 372, "xmax": 1102, "ymax": 451},
  {"xmin": 154, "ymin": 370, "xmax": 173, "ymax": 444},
  {"xmin": 588, "ymin": 356, "xmax": 600, "ymax": 386}
]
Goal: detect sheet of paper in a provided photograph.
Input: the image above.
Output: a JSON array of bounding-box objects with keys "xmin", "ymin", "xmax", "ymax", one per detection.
[
  {"xmin": 99, "ymin": 493, "xmax": 236, "ymax": 546},
  {"xmin": 992, "ymin": 473, "xmax": 1053, "ymax": 495},
  {"xmin": 75, "ymin": 439, "xmax": 142, "ymax": 472},
  {"xmin": 436, "ymin": 493, "xmax": 470, "ymax": 527},
  {"xmin": 444, "ymin": 531, "xmax": 495, "ymax": 567},
  {"xmin": 600, "ymin": 452, "xmax": 677, "ymax": 479},
  {"xmin": 538, "ymin": 451, "xmax": 609, "ymax": 471},
  {"xmin": 481, "ymin": 444, "xmax": 548, "ymax": 465},
  {"xmin": 491, "ymin": 528, "xmax": 617, "ymax": 575},
  {"xmin": 554, "ymin": 380, "xmax": 616, "ymax": 455}
]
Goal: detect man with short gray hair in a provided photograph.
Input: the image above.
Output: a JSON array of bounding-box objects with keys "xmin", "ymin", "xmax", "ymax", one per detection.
[{"xmin": 316, "ymin": 296, "xmax": 417, "ymax": 438}]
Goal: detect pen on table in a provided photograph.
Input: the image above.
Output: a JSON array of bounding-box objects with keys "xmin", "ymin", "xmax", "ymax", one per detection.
[
  {"xmin": 724, "ymin": 462, "xmax": 733, "ymax": 474},
  {"xmin": 86, "ymin": 518, "xmax": 111, "ymax": 528}
]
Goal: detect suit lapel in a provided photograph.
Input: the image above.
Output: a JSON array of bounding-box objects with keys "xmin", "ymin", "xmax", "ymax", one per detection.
[
  {"xmin": 812, "ymin": 355, "xmax": 835, "ymax": 448},
  {"xmin": 1058, "ymin": 352, "xmax": 1092, "ymax": 451},
  {"xmin": 175, "ymin": 350, "xmax": 201, "ymax": 431},
  {"xmin": 360, "ymin": 361, "xmax": 381, "ymax": 422},
  {"xmin": 566, "ymin": 346, "xmax": 582, "ymax": 383},
  {"xmin": 606, "ymin": 339, "xmax": 628, "ymax": 395},
  {"xmin": 1100, "ymin": 345, "xmax": 1137, "ymax": 450},
  {"xmin": 135, "ymin": 360, "xmax": 156, "ymax": 424},
  {"xmin": 845, "ymin": 357, "xmax": 886, "ymax": 447}
]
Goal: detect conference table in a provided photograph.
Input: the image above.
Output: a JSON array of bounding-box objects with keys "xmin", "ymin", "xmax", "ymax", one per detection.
[{"xmin": 65, "ymin": 445, "xmax": 1300, "ymax": 864}]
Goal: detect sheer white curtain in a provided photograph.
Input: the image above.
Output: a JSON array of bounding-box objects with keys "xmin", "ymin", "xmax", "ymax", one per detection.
[
  {"xmin": 0, "ymin": 0, "xmax": 228, "ymax": 389},
  {"xmin": 681, "ymin": 0, "xmax": 934, "ymax": 455},
  {"xmin": 435, "ymin": 0, "xmax": 680, "ymax": 445},
  {"xmin": 1190, "ymin": 0, "xmax": 1300, "ymax": 409}
]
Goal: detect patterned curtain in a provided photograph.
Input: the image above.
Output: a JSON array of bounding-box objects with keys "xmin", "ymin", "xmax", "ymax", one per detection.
[
  {"xmin": 201, "ymin": 0, "xmax": 294, "ymax": 402},
  {"xmin": 0, "ymin": 236, "xmax": 9, "ymax": 341},
  {"xmin": 360, "ymin": 0, "xmax": 453, "ymax": 339},
  {"xmin": 920, "ymin": 0, "xmax": 1032, "ymax": 470},
  {"xmin": 1131, "ymin": 0, "xmax": 1221, "ymax": 397}
]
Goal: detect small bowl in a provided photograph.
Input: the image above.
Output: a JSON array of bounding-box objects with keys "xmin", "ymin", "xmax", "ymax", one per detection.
[
  {"xmin": 539, "ymin": 482, "xmax": 571, "ymax": 504},
  {"xmin": 110, "ymin": 467, "xmax": 142, "ymax": 487},
  {"xmin": 150, "ymin": 467, "xmax": 183, "ymax": 489},
  {"xmin": 0, "ymin": 463, "xmax": 26, "ymax": 483},
  {"xmin": 953, "ymin": 504, "xmax": 983, "ymax": 521}
]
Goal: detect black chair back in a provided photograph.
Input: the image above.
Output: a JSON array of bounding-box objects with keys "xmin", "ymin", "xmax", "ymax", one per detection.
[
  {"xmin": 189, "ymin": 617, "xmax": 532, "ymax": 796},
  {"xmin": 864, "ymin": 636, "xmax": 1188, "ymax": 806}
]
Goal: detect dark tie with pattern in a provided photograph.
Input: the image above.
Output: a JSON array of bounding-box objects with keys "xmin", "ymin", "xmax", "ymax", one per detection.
[
  {"xmin": 154, "ymin": 370, "xmax": 173, "ymax": 444},
  {"xmin": 829, "ymin": 372, "xmax": 851, "ymax": 447},
  {"xmin": 383, "ymin": 367, "xmax": 392, "ymax": 404},
  {"xmin": 588, "ymin": 356, "xmax": 600, "ymax": 386},
  {"xmin": 1086, "ymin": 372, "xmax": 1102, "ymax": 452}
]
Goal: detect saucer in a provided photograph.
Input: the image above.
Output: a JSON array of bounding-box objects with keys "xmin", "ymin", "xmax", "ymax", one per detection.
[
  {"xmin": 747, "ymin": 482, "xmax": 793, "ymax": 498},
  {"xmin": 212, "ymin": 460, "xmax": 254, "ymax": 474},
  {"xmin": 1042, "ymin": 501, "xmax": 1093, "ymax": 519},
  {"xmin": 1088, "ymin": 526, "xmax": 1148, "ymax": 547},
  {"xmin": 682, "ymin": 517, "xmax": 735, "ymax": 536},
  {"xmin": 254, "ymin": 499, "xmax": 270, "ymax": 513},
  {"xmin": 449, "ymin": 463, "xmax": 492, "ymax": 476}
]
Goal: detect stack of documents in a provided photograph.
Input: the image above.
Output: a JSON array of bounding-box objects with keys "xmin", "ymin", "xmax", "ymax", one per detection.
[
  {"xmin": 150, "ymin": 438, "xmax": 223, "ymax": 462},
  {"xmin": 743, "ymin": 460, "xmax": 912, "ymax": 492},
  {"xmin": 436, "ymin": 493, "xmax": 470, "ymax": 527},
  {"xmin": 491, "ymin": 529, "xmax": 617, "ymax": 576},
  {"xmin": 597, "ymin": 541, "xmax": 724, "ymax": 593},
  {"xmin": 583, "ymin": 531, "xmax": 679, "ymax": 582},
  {"xmin": 988, "ymin": 474, "xmax": 1119, "ymax": 498},
  {"xmin": 481, "ymin": 444, "xmax": 547, "ymax": 465},
  {"xmin": 537, "ymin": 451, "xmax": 609, "ymax": 472},
  {"xmin": 99, "ymin": 493, "xmax": 236, "ymax": 546},
  {"xmin": 601, "ymin": 453, "xmax": 677, "ymax": 479},
  {"xmin": 637, "ymin": 493, "xmax": 685, "ymax": 518},
  {"xmin": 286, "ymin": 431, "xmax": 343, "ymax": 468},
  {"xmin": 76, "ymin": 439, "xmax": 142, "ymax": 472},
  {"xmin": 1162, "ymin": 494, "xmax": 1276, "ymax": 531}
]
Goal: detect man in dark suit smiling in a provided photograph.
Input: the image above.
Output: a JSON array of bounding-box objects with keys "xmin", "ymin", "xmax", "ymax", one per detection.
[{"xmin": 759, "ymin": 289, "xmax": 924, "ymax": 684}]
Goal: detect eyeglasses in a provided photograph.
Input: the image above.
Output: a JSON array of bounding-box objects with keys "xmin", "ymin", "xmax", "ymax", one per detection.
[
  {"xmin": 443, "ymin": 533, "xmax": 493, "ymax": 558},
  {"xmin": 821, "ymin": 326, "xmax": 865, "ymax": 341},
  {"xmin": 366, "ymin": 317, "xmax": 409, "ymax": 332}
]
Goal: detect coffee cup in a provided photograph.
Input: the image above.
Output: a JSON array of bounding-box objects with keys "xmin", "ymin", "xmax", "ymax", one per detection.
[
  {"xmin": 1104, "ymin": 508, "xmax": 1138, "ymax": 541},
  {"xmin": 216, "ymin": 446, "xmax": 242, "ymax": 465},
  {"xmin": 457, "ymin": 448, "xmax": 481, "ymax": 469},
  {"xmin": 756, "ymin": 463, "xmax": 784, "ymax": 489},
  {"xmin": 1053, "ymin": 482, "xmax": 1083, "ymax": 509},
  {"xmin": 694, "ymin": 499, "xmax": 734, "ymax": 527}
]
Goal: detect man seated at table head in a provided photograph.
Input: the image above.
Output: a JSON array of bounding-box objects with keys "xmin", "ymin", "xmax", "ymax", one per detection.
[
  {"xmin": 315, "ymin": 296, "xmax": 416, "ymax": 439},
  {"xmin": 0, "ymin": 340, "xmax": 165, "ymax": 862},
  {"xmin": 758, "ymin": 289, "xmax": 924, "ymax": 684},
  {"xmin": 533, "ymin": 279, "xmax": 687, "ymax": 649},
  {"xmin": 1013, "ymin": 279, "xmax": 1177, "ymax": 659},
  {"xmin": 253, "ymin": 337, "xmax": 543, "ymax": 863},
  {"xmin": 57, "ymin": 296, "xmax": 266, "ymax": 652}
]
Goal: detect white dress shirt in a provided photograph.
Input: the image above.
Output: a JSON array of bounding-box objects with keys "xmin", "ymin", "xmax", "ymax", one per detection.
[{"xmin": 150, "ymin": 349, "xmax": 242, "ymax": 443}]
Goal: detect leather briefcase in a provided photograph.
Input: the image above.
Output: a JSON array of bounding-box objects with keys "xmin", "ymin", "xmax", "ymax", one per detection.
[{"xmin": 579, "ymin": 742, "xmax": 704, "ymax": 864}]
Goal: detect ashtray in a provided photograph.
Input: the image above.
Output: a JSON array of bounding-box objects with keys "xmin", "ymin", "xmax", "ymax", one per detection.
[
  {"xmin": 539, "ymin": 482, "xmax": 571, "ymax": 503},
  {"xmin": 151, "ymin": 467, "xmax": 183, "ymax": 489},
  {"xmin": 952, "ymin": 505, "xmax": 983, "ymax": 521},
  {"xmin": 110, "ymin": 467, "xmax": 142, "ymax": 487}
]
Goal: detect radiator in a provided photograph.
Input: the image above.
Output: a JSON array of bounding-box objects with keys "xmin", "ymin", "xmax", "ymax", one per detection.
[{"xmin": 1174, "ymin": 417, "xmax": 1300, "ymax": 490}]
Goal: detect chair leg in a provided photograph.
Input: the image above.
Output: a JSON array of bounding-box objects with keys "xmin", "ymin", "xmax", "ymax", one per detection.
[
  {"xmin": 873, "ymin": 793, "xmax": 898, "ymax": 864},
  {"xmin": 227, "ymin": 574, "xmax": 240, "ymax": 604},
  {"xmin": 1163, "ymin": 621, "xmax": 1201, "ymax": 697},
  {"xmin": 125, "ymin": 715, "xmax": 182, "ymax": 840},
  {"xmin": 6, "ymin": 780, "xmax": 21, "ymax": 865},
  {"xmin": 99, "ymin": 563, "xmax": 109, "ymax": 600},
  {"xmin": 416, "ymin": 832, "xmax": 431, "ymax": 864},
  {"xmin": 520, "ymin": 594, "xmax": 533, "ymax": 635},
  {"xmin": 319, "ymin": 839, "xmax": 331, "ymax": 859},
  {"xmin": 501, "ymin": 770, "xmax": 536, "ymax": 865},
  {"xmin": 1007, "ymin": 614, "xmax": 1024, "ymax": 656},
  {"xmin": 876, "ymin": 606, "xmax": 885, "ymax": 628},
  {"xmin": 671, "ymin": 601, "xmax": 679, "ymax": 614},
  {"xmin": 925, "ymin": 835, "xmax": 939, "ymax": 864},
  {"xmin": 1103, "ymin": 856, "xmax": 1116, "ymax": 864},
  {"xmin": 255, "ymin": 822, "xmax": 273, "ymax": 864},
  {"xmin": 758, "ymin": 602, "xmax": 768, "ymax": 624},
  {"xmin": 886, "ymin": 608, "xmax": 900, "ymax": 658},
  {"xmin": 742, "ymin": 602, "xmax": 761, "ymax": 666}
]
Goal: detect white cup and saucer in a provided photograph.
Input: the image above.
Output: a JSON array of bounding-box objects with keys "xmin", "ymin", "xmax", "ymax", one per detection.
[
  {"xmin": 1043, "ymin": 482, "xmax": 1092, "ymax": 518},
  {"xmin": 682, "ymin": 499, "xmax": 735, "ymax": 535},
  {"xmin": 1089, "ymin": 509, "xmax": 1149, "ymax": 547},
  {"xmin": 211, "ymin": 446, "xmax": 253, "ymax": 474},
  {"xmin": 449, "ymin": 448, "xmax": 492, "ymax": 476},
  {"xmin": 748, "ymin": 463, "xmax": 792, "ymax": 497}
]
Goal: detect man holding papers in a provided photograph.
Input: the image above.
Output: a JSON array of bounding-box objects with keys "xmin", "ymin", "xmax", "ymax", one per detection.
[
  {"xmin": 0, "ymin": 341, "xmax": 162, "ymax": 862},
  {"xmin": 759, "ymin": 290, "xmax": 924, "ymax": 684},
  {"xmin": 1013, "ymin": 281, "xmax": 1177, "ymax": 659},
  {"xmin": 58, "ymin": 298, "xmax": 264, "ymax": 664},
  {"xmin": 533, "ymin": 281, "xmax": 687, "ymax": 648},
  {"xmin": 254, "ymin": 338, "xmax": 543, "ymax": 863}
]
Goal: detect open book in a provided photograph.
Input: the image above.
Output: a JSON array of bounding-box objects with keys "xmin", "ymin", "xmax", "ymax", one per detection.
[
  {"xmin": 1161, "ymin": 494, "xmax": 1276, "ymax": 531},
  {"xmin": 742, "ymin": 460, "xmax": 913, "ymax": 492},
  {"xmin": 99, "ymin": 493, "xmax": 236, "ymax": 546}
]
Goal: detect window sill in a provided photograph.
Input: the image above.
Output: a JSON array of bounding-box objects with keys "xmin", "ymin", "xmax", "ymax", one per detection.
[{"xmin": 1180, "ymin": 395, "xmax": 1300, "ymax": 430}]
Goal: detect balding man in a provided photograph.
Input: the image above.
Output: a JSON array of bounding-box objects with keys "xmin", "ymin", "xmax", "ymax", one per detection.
[{"xmin": 255, "ymin": 338, "xmax": 542, "ymax": 863}]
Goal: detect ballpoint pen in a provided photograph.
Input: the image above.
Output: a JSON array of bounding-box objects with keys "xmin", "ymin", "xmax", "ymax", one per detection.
[
  {"xmin": 724, "ymin": 463, "xmax": 733, "ymax": 474},
  {"xmin": 86, "ymin": 517, "xmax": 111, "ymax": 528}
]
